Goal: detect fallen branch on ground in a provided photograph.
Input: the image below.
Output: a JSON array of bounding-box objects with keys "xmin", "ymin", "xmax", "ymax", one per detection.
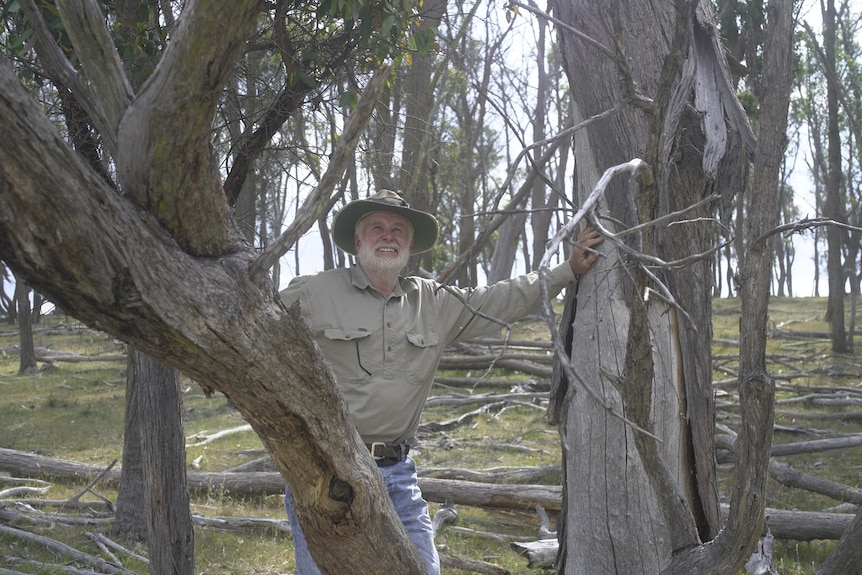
[{"xmin": 0, "ymin": 448, "xmax": 857, "ymax": 541}]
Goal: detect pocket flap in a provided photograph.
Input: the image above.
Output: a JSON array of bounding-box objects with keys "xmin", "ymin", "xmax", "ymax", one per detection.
[
  {"xmin": 406, "ymin": 331, "xmax": 439, "ymax": 348},
  {"xmin": 324, "ymin": 328, "xmax": 373, "ymax": 341}
]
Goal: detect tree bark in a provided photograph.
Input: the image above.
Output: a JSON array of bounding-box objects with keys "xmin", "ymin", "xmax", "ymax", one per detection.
[
  {"xmin": 114, "ymin": 353, "xmax": 147, "ymax": 542},
  {"xmin": 133, "ymin": 349, "xmax": 195, "ymax": 574},
  {"xmin": 663, "ymin": 1, "xmax": 793, "ymax": 572},
  {"xmin": 815, "ymin": 506, "xmax": 862, "ymax": 575}
]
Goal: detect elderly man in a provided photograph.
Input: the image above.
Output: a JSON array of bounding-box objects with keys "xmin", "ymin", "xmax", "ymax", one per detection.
[{"xmin": 280, "ymin": 190, "xmax": 602, "ymax": 574}]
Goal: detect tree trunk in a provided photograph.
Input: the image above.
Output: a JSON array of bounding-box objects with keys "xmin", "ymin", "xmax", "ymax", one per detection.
[
  {"xmin": 398, "ymin": 0, "xmax": 447, "ymax": 274},
  {"xmin": 133, "ymin": 350, "xmax": 195, "ymax": 575},
  {"xmin": 816, "ymin": 506, "xmax": 862, "ymax": 575},
  {"xmin": 114, "ymin": 352, "xmax": 147, "ymax": 542},
  {"xmin": 823, "ymin": 0, "xmax": 848, "ymax": 352},
  {"xmin": 529, "ymin": 12, "xmax": 551, "ymax": 272},
  {"xmin": 114, "ymin": 349, "xmax": 194, "ymax": 575},
  {"xmin": 665, "ymin": 0, "xmax": 792, "ymax": 571},
  {"xmin": 550, "ymin": 1, "xmax": 754, "ymax": 572},
  {"xmin": 14, "ymin": 274, "xmax": 37, "ymax": 375},
  {"xmin": 488, "ymin": 210, "xmax": 527, "ymax": 284}
]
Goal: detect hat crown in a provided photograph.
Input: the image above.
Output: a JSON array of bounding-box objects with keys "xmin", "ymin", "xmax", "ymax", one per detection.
[{"xmin": 369, "ymin": 189, "xmax": 409, "ymax": 208}]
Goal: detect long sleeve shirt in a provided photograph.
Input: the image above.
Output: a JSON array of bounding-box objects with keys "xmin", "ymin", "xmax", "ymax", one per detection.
[{"xmin": 279, "ymin": 262, "xmax": 576, "ymax": 446}]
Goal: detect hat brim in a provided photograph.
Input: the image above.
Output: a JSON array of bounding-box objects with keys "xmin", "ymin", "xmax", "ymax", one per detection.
[{"xmin": 332, "ymin": 199, "xmax": 439, "ymax": 256}]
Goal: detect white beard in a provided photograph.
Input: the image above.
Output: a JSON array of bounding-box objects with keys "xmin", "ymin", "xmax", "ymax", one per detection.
[{"xmin": 357, "ymin": 241, "xmax": 410, "ymax": 280}]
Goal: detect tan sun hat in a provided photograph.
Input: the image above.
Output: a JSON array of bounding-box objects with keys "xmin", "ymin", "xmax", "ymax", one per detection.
[{"xmin": 332, "ymin": 190, "xmax": 439, "ymax": 255}]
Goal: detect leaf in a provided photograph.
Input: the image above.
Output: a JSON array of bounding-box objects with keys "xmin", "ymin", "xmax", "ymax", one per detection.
[{"xmin": 339, "ymin": 90, "xmax": 358, "ymax": 110}]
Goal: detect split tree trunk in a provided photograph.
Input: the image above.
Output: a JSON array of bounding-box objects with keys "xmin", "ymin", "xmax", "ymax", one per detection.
[{"xmin": 549, "ymin": 1, "xmax": 755, "ymax": 573}]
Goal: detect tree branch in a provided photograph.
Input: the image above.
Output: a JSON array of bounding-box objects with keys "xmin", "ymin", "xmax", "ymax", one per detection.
[
  {"xmin": 54, "ymin": 0, "xmax": 134, "ymax": 138},
  {"xmin": 249, "ymin": 62, "xmax": 392, "ymax": 283},
  {"xmin": 19, "ymin": 0, "xmax": 120, "ymax": 156},
  {"xmin": 116, "ymin": 0, "xmax": 264, "ymax": 256}
]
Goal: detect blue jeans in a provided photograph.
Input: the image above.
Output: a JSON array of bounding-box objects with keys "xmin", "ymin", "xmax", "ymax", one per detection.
[{"xmin": 284, "ymin": 457, "xmax": 440, "ymax": 575}]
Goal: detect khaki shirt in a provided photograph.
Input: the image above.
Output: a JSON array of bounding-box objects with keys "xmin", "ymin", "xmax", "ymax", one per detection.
[{"xmin": 279, "ymin": 262, "xmax": 576, "ymax": 445}]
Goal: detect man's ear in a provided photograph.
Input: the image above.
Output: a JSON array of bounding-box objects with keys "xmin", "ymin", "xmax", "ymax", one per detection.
[{"xmin": 354, "ymin": 235, "xmax": 361, "ymax": 251}]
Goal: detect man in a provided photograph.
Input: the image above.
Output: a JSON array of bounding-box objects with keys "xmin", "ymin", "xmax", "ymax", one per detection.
[{"xmin": 280, "ymin": 190, "xmax": 602, "ymax": 574}]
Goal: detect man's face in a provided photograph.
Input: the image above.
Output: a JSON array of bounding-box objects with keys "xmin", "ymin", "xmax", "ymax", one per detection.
[{"xmin": 354, "ymin": 211, "xmax": 413, "ymax": 276}]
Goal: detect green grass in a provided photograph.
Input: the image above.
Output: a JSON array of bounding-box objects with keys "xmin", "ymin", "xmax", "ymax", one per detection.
[{"xmin": 1, "ymin": 298, "xmax": 861, "ymax": 573}]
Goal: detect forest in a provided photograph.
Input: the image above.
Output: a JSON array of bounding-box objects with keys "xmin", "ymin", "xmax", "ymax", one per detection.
[{"xmin": 1, "ymin": 0, "xmax": 862, "ymax": 574}]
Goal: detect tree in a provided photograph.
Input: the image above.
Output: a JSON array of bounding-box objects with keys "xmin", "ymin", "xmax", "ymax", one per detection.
[
  {"xmin": 822, "ymin": 0, "xmax": 849, "ymax": 352},
  {"xmin": 798, "ymin": 0, "xmax": 862, "ymax": 344},
  {"xmin": 0, "ymin": 1, "xmax": 430, "ymax": 572},
  {"xmin": 14, "ymin": 272, "xmax": 37, "ymax": 375},
  {"xmin": 547, "ymin": 0, "xmax": 793, "ymax": 573},
  {"xmin": 113, "ymin": 349, "xmax": 194, "ymax": 574}
]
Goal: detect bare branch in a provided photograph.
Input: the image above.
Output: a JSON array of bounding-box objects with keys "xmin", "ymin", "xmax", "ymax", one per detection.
[
  {"xmin": 19, "ymin": 0, "xmax": 119, "ymax": 156},
  {"xmin": 538, "ymin": 159, "xmax": 662, "ymax": 441},
  {"xmin": 438, "ymin": 105, "xmax": 625, "ymax": 284},
  {"xmin": 54, "ymin": 0, "xmax": 134, "ymax": 138},
  {"xmin": 249, "ymin": 62, "xmax": 392, "ymax": 283},
  {"xmin": 753, "ymin": 217, "xmax": 862, "ymax": 249},
  {"xmin": 509, "ymin": 1, "xmax": 617, "ymax": 62}
]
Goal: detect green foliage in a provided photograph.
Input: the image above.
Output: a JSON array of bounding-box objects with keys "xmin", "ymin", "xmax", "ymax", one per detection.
[{"xmin": 311, "ymin": 0, "xmax": 438, "ymax": 64}]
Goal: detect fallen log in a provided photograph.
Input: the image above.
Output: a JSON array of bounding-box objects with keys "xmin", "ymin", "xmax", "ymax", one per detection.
[
  {"xmin": 715, "ymin": 434, "xmax": 862, "ymax": 504},
  {"xmin": 419, "ymin": 464, "xmax": 560, "ymax": 485},
  {"xmin": 433, "ymin": 376, "xmax": 547, "ymax": 389},
  {"xmin": 768, "ymin": 460, "xmax": 862, "ymax": 505},
  {"xmin": 0, "ymin": 448, "xmax": 855, "ymax": 540},
  {"xmin": 510, "ymin": 538, "xmax": 556, "ymax": 569},
  {"xmin": 775, "ymin": 411, "xmax": 862, "ymax": 422},
  {"xmin": 512, "ymin": 504, "xmax": 858, "ymax": 568},
  {"xmin": 437, "ymin": 357, "xmax": 552, "ymax": 378},
  {"xmin": 0, "ymin": 447, "xmax": 559, "ymax": 512}
]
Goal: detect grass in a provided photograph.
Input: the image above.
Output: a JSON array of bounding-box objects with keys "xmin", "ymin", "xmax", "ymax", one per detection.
[{"xmin": 0, "ymin": 297, "xmax": 861, "ymax": 574}]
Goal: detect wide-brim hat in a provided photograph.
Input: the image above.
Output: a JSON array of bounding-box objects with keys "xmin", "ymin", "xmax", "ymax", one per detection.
[{"xmin": 332, "ymin": 190, "xmax": 439, "ymax": 255}]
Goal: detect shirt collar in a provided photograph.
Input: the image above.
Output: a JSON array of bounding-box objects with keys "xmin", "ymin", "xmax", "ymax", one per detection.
[{"xmin": 348, "ymin": 265, "xmax": 415, "ymax": 297}]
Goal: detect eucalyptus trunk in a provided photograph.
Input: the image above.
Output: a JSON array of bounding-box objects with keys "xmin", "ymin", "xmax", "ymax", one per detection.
[
  {"xmin": 822, "ymin": 0, "xmax": 849, "ymax": 352},
  {"xmin": 549, "ymin": 1, "xmax": 756, "ymax": 572},
  {"xmin": 0, "ymin": 1, "xmax": 425, "ymax": 572}
]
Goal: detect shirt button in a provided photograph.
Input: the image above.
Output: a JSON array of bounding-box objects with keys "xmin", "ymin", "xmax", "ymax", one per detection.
[
  {"xmin": 387, "ymin": 322, "xmax": 392, "ymax": 327},
  {"xmin": 387, "ymin": 346, "xmax": 392, "ymax": 351}
]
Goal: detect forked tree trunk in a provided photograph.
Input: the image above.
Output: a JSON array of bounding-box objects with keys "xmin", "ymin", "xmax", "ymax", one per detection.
[{"xmin": 0, "ymin": 3, "xmax": 427, "ymax": 568}]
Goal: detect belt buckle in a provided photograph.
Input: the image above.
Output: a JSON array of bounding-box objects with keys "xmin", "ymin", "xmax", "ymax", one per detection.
[{"xmin": 370, "ymin": 442, "xmax": 387, "ymax": 460}]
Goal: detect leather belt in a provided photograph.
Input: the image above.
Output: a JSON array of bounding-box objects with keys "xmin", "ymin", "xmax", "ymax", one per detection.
[{"xmin": 367, "ymin": 442, "xmax": 409, "ymax": 466}]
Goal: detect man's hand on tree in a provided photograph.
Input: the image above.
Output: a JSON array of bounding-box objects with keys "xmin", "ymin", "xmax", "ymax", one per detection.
[{"xmin": 569, "ymin": 226, "xmax": 603, "ymax": 276}]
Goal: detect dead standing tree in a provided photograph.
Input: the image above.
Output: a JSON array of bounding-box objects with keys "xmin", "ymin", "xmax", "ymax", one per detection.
[
  {"xmin": 0, "ymin": 1, "xmax": 427, "ymax": 573},
  {"xmin": 540, "ymin": 0, "xmax": 793, "ymax": 573}
]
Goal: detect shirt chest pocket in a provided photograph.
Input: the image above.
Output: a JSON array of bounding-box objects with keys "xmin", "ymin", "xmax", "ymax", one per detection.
[
  {"xmin": 321, "ymin": 328, "xmax": 374, "ymax": 382},
  {"xmin": 405, "ymin": 330, "xmax": 440, "ymax": 384}
]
